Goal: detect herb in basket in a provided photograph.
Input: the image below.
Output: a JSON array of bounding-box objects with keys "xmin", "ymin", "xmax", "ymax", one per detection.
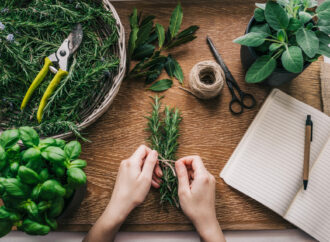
[
  {"xmin": 127, "ymin": 3, "xmax": 199, "ymax": 92},
  {"xmin": 0, "ymin": 0, "xmax": 119, "ymax": 138},
  {"xmin": 146, "ymin": 96, "xmax": 182, "ymax": 207},
  {"xmin": 0, "ymin": 127, "xmax": 87, "ymax": 237},
  {"xmin": 234, "ymin": 0, "xmax": 330, "ymax": 84}
]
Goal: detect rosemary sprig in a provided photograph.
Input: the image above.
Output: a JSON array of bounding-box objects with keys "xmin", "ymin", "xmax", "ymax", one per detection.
[{"xmin": 146, "ymin": 96, "xmax": 182, "ymax": 207}]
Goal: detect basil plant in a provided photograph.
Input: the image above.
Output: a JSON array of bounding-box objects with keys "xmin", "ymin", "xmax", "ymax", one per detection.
[
  {"xmin": 0, "ymin": 127, "xmax": 87, "ymax": 237},
  {"xmin": 234, "ymin": 0, "xmax": 330, "ymax": 83}
]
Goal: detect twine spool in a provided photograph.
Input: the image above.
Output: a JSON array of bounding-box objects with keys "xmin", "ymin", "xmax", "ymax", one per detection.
[{"xmin": 188, "ymin": 60, "xmax": 225, "ymax": 99}]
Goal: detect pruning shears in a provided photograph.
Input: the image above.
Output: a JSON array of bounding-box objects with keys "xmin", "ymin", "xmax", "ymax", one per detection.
[{"xmin": 20, "ymin": 24, "xmax": 83, "ymax": 123}]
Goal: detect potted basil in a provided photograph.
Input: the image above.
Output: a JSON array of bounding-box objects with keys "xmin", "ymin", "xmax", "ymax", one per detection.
[
  {"xmin": 234, "ymin": 0, "xmax": 330, "ymax": 86},
  {"xmin": 0, "ymin": 127, "xmax": 87, "ymax": 237}
]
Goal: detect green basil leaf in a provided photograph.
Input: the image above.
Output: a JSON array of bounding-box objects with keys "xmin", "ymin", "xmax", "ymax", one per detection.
[
  {"xmin": 0, "ymin": 129, "xmax": 19, "ymax": 149},
  {"xmin": 0, "ymin": 207, "xmax": 20, "ymax": 222},
  {"xmin": 148, "ymin": 79, "xmax": 173, "ymax": 92},
  {"xmin": 54, "ymin": 166, "xmax": 65, "ymax": 178},
  {"xmin": 37, "ymin": 201, "xmax": 51, "ymax": 213},
  {"xmin": 10, "ymin": 162, "xmax": 19, "ymax": 175},
  {"xmin": 250, "ymin": 23, "xmax": 271, "ymax": 34},
  {"xmin": 255, "ymin": 3, "xmax": 266, "ymax": 10},
  {"xmin": 169, "ymin": 3, "xmax": 183, "ymax": 39},
  {"xmin": 165, "ymin": 55, "xmax": 176, "ymax": 77},
  {"xmin": 317, "ymin": 0, "xmax": 330, "ymax": 21},
  {"xmin": 55, "ymin": 139, "xmax": 66, "ymax": 149},
  {"xmin": 22, "ymin": 147, "xmax": 41, "ymax": 163},
  {"xmin": 38, "ymin": 138, "xmax": 56, "ymax": 150},
  {"xmin": 24, "ymin": 200, "xmax": 38, "ymax": 217},
  {"xmin": 22, "ymin": 219, "xmax": 50, "ymax": 235},
  {"xmin": 176, "ymin": 25, "xmax": 199, "ymax": 39},
  {"xmin": 9, "ymin": 143, "xmax": 20, "ymax": 153},
  {"xmin": 265, "ymin": 1, "xmax": 289, "ymax": 30},
  {"xmin": 136, "ymin": 20, "xmax": 153, "ymax": 47},
  {"xmin": 287, "ymin": 18, "xmax": 302, "ymax": 32},
  {"xmin": 132, "ymin": 43, "xmax": 155, "ymax": 60},
  {"xmin": 281, "ymin": 46, "xmax": 304, "ymax": 73},
  {"xmin": 299, "ymin": 11, "xmax": 312, "ymax": 24},
  {"xmin": 172, "ymin": 58, "xmax": 184, "ymax": 84},
  {"xmin": 155, "ymin": 23, "xmax": 165, "ymax": 48},
  {"xmin": 64, "ymin": 141, "xmax": 81, "ymax": 160},
  {"xmin": 0, "ymin": 220, "xmax": 12, "ymax": 237},
  {"xmin": 316, "ymin": 31, "xmax": 330, "ymax": 57},
  {"xmin": 31, "ymin": 184, "xmax": 42, "ymax": 200},
  {"xmin": 18, "ymin": 166, "xmax": 40, "ymax": 185},
  {"xmin": 48, "ymin": 197, "xmax": 64, "ymax": 218},
  {"xmin": 254, "ymin": 8, "xmax": 265, "ymax": 22},
  {"xmin": 70, "ymin": 159, "xmax": 87, "ymax": 169},
  {"xmin": 19, "ymin": 127, "xmax": 39, "ymax": 147},
  {"xmin": 64, "ymin": 185, "xmax": 74, "ymax": 199},
  {"xmin": 40, "ymin": 168, "xmax": 49, "ymax": 182},
  {"xmin": 67, "ymin": 168, "xmax": 87, "ymax": 187},
  {"xmin": 233, "ymin": 32, "xmax": 268, "ymax": 47},
  {"xmin": 245, "ymin": 55, "xmax": 277, "ymax": 83},
  {"xmin": 45, "ymin": 213, "xmax": 58, "ymax": 230},
  {"xmin": 40, "ymin": 180, "xmax": 66, "ymax": 200},
  {"xmin": 296, "ymin": 28, "xmax": 319, "ymax": 58},
  {"xmin": 0, "ymin": 146, "xmax": 6, "ymax": 162},
  {"xmin": 41, "ymin": 146, "xmax": 66, "ymax": 165},
  {"xmin": 2, "ymin": 178, "xmax": 28, "ymax": 198}
]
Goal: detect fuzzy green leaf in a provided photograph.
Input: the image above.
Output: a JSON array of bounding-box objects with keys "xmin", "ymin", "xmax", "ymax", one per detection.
[
  {"xmin": 269, "ymin": 43, "xmax": 283, "ymax": 52},
  {"xmin": 255, "ymin": 3, "xmax": 266, "ymax": 10},
  {"xmin": 287, "ymin": 18, "xmax": 302, "ymax": 32},
  {"xmin": 296, "ymin": 28, "xmax": 319, "ymax": 58},
  {"xmin": 317, "ymin": 0, "xmax": 330, "ymax": 21},
  {"xmin": 254, "ymin": 8, "xmax": 265, "ymax": 22},
  {"xmin": 148, "ymin": 79, "xmax": 173, "ymax": 92},
  {"xmin": 265, "ymin": 1, "xmax": 289, "ymax": 30},
  {"xmin": 299, "ymin": 11, "xmax": 312, "ymax": 24},
  {"xmin": 132, "ymin": 44, "xmax": 155, "ymax": 60},
  {"xmin": 233, "ymin": 32, "xmax": 268, "ymax": 47},
  {"xmin": 169, "ymin": 3, "xmax": 183, "ymax": 38},
  {"xmin": 281, "ymin": 46, "xmax": 303, "ymax": 73},
  {"xmin": 250, "ymin": 23, "xmax": 271, "ymax": 34},
  {"xmin": 245, "ymin": 55, "xmax": 276, "ymax": 83},
  {"xmin": 277, "ymin": 29, "xmax": 286, "ymax": 42},
  {"xmin": 317, "ymin": 31, "xmax": 330, "ymax": 57},
  {"xmin": 156, "ymin": 23, "xmax": 165, "ymax": 48},
  {"xmin": 318, "ymin": 19, "xmax": 330, "ymax": 34}
]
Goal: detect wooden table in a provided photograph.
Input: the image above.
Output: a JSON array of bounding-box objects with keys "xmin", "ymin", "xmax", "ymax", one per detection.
[{"xmin": 60, "ymin": 0, "xmax": 323, "ymax": 231}]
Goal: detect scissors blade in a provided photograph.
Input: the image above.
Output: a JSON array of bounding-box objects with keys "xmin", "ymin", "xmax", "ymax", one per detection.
[{"xmin": 67, "ymin": 23, "xmax": 83, "ymax": 55}]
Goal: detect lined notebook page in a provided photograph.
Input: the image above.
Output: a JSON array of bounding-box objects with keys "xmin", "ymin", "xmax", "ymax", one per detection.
[
  {"xmin": 220, "ymin": 89, "xmax": 330, "ymax": 216},
  {"xmin": 285, "ymin": 138, "xmax": 330, "ymax": 242}
]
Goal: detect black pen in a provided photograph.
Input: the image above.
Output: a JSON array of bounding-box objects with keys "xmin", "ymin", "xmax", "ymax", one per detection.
[{"xmin": 303, "ymin": 115, "xmax": 313, "ymax": 190}]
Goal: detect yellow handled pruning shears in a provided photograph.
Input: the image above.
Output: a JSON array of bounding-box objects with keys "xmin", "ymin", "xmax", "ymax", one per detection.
[{"xmin": 21, "ymin": 24, "xmax": 83, "ymax": 123}]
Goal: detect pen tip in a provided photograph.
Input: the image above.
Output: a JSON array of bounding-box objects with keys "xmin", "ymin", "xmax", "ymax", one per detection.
[{"xmin": 303, "ymin": 180, "xmax": 308, "ymax": 190}]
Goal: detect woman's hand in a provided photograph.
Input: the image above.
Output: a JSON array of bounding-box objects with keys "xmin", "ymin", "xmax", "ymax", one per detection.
[
  {"xmin": 175, "ymin": 156, "xmax": 225, "ymax": 242},
  {"xmin": 84, "ymin": 145, "xmax": 162, "ymax": 242}
]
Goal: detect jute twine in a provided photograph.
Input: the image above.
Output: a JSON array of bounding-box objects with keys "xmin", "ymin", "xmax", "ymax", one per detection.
[{"xmin": 185, "ymin": 60, "xmax": 225, "ymax": 99}]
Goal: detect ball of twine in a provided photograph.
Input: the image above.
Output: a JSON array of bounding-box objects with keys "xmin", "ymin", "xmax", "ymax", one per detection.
[{"xmin": 188, "ymin": 60, "xmax": 225, "ymax": 99}]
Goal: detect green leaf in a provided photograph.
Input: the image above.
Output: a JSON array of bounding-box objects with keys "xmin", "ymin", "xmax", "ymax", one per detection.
[
  {"xmin": 287, "ymin": 18, "xmax": 302, "ymax": 32},
  {"xmin": 166, "ymin": 34, "xmax": 196, "ymax": 49},
  {"xmin": 277, "ymin": 0, "xmax": 289, "ymax": 6},
  {"xmin": 10, "ymin": 162, "xmax": 19, "ymax": 175},
  {"xmin": 318, "ymin": 19, "xmax": 330, "ymax": 34},
  {"xmin": 132, "ymin": 43, "xmax": 155, "ymax": 60},
  {"xmin": 31, "ymin": 184, "xmax": 41, "ymax": 200},
  {"xmin": 176, "ymin": 25, "xmax": 199, "ymax": 39},
  {"xmin": 155, "ymin": 23, "xmax": 165, "ymax": 48},
  {"xmin": 169, "ymin": 3, "xmax": 183, "ymax": 38},
  {"xmin": 0, "ymin": 129, "xmax": 19, "ymax": 150},
  {"xmin": 41, "ymin": 146, "xmax": 66, "ymax": 165},
  {"xmin": 281, "ymin": 46, "xmax": 303, "ymax": 73},
  {"xmin": 0, "ymin": 145, "xmax": 6, "ymax": 162},
  {"xmin": 40, "ymin": 168, "xmax": 49, "ymax": 181},
  {"xmin": 18, "ymin": 166, "xmax": 40, "ymax": 184},
  {"xmin": 21, "ymin": 200, "xmax": 38, "ymax": 218},
  {"xmin": 19, "ymin": 127, "xmax": 39, "ymax": 147},
  {"xmin": 148, "ymin": 79, "xmax": 173, "ymax": 92},
  {"xmin": 233, "ymin": 32, "xmax": 268, "ymax": 47},
  {"xmin": 265, "ymin": 1, "xmax": 289, "ymax": 30},
  {"xmin": 250, "ymin": 23, "xmax": 271, "ymax": 34},
  {"xmin": 130, "ymin": 8, "xmax": 138, "ymax": 28},
  {"xmin": 299, "ymin": 11, "xmax": 312, "ymax": 24},
  {"xmin": 140, "ymin": 15, "xmax": 155, "ymax": 27},
  {"xmin": 70, "ymin": 159, "xmax": 87, "ymax": 168},
  {"xmin": 145, "ymin": 62, "xmax": 165, "ymax": 84},
  {"xmin": 254, "ymin": 8, "xmax": 265, "ymax": 22},
  {"xmin": 37, "ymin": 201, "xmax": 51, "ymax": 213},
  {"xmin": 277, "ymin": 29, "xmax": 286, "ymax": 42},
  {"xmin": 22, "ymin": 147, "xmax": 41, "ymax": 163},
  {"xmin": 172, "ymin": 58, "xmax": 184, "ymax": 84},
  {"xmin": 245, "ymin": 55, "xmax": 277, "ymax": 83},
  {"xmin": 55, "ymin": 139, "xmax": 66, "ymax": 149},
  {"xmin": 40, "ymin": 180, "xmax": 66, "ymax": 200},
  {"xmin": 165, "ymin": 55, "xmax": 176, "ymax": 77},
  {"xmin": 2, "ymin": 178, "xmax": 28, "ymax": 198},
  {"xmin": 0, "ymin": 220, "xmax": 12, "ymax": 238},
  {"xmin": 296, "ymin": 28, "xmax": 319, "ymax": 58},
  {"xmin": 22, "ymin": 219, "xmax": 50, "ymax": 235},
  {"xmin": 128, "ymin": 27, "xmax": 139, "ymax": 56},
  {"xmin": 269, "ymin": 43, "xmax": 283, "ymax": 52},
  {"xmin": 255, "ymin": 3, "xmax": 266, "ymax": 10},
  {"xmin": 317, "ymin": 0, "xmax": 330, "ymax": 21},
  {"xmin": 316, "ymin": 31, "xmax": 330, "ymax": 57},
  {"xmin": 136, "ymin": 21, "xmax": 153, "ymax": 47},
  {"xmin": 45, "ymin": 213, "xmax": 57, "ymax": 230},
  {"xmin": 64, "ymin": 141, "xmax": 81, "ymax": 160},
  {"xmin": 38, "ymin": 138, "xmax": 56, "ymax": 150},
  {"xmin": 67, "ymin": 168, "xmax": 87, "ymax": 187},
  {"xmin": 48, "ymin": 197, "xmax": 64, "ymax": 218}
]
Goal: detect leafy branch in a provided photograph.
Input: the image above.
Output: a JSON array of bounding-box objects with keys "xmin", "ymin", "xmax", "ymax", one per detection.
[{"xmin": 127, "ymin": 3, "xmax": 199, "ymax": 92}]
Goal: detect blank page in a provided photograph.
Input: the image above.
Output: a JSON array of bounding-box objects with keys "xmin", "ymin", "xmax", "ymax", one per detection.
[
  {"xmin": 220, "ymin": 89, "xmax": 330, "ymax": 216},
  {"xmin": 285, "ymin": 138, "xmax": 330, "ymax": 242}
]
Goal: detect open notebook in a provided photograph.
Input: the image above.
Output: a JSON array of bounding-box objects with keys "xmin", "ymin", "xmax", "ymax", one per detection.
[{"xmin": 220, "ymin": 89, "xmax": 330, "ymax": 242}]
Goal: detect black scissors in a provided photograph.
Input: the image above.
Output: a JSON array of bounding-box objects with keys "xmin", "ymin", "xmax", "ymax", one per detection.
[{"xmin": 206, "ymin": 36, "xmax": 256, "ymax": 115}]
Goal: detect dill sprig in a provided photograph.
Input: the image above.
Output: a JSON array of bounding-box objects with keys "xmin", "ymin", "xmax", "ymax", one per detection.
[
  {"xmin": 0, "ymin": 0, "xmax": 119, "ymax": 137},
  {"xmin": 146, "ymin": 96, "xmax": 182, "ymax": 207}
]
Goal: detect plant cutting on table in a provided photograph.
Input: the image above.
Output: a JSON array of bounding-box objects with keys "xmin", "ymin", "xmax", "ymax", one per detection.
[
  {"xmin": 234, "ymin": 0, "xmax": 330, "ymax": 84},
  {"xmin": 127, "ymin": 3, "xmax": 199, "ymax": 92},
  {"xmin": 0, "ymin": 127, "xmax": 87, "ymax": 237}
]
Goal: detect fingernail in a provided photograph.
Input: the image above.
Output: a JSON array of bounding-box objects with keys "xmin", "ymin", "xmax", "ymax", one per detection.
[{"xmin": 157, "ymin": 169, "xmax": 163, "ymax": 177}]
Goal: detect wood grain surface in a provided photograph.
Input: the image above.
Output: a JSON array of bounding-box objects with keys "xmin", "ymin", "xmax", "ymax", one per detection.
[{"xmin": 59, "ymin": 0, "xmax": 323, "ymax": 231}]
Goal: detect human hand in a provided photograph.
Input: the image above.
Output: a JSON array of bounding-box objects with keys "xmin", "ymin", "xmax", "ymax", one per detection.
[{"xmin": 175, "ymin": 156, "xmax": 225, "ymax": 242}]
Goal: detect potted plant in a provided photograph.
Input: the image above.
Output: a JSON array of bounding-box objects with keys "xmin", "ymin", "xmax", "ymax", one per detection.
[
  {"xmin": 234, "ymin": 0, "xmax": 330, "ymax": 86},
  {"xmin": 0, "ymin": 127, "xmax": 87, "ymax": 237}
]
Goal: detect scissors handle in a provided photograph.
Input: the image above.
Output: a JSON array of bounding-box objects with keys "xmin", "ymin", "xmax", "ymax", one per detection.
[
  {"xmin": 229, "ymin": 98, "xmax": 244, "ymax": 115},
  {"xmin": 239, "ymin": 92, "xmax": 257, "ymax": 109}
]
